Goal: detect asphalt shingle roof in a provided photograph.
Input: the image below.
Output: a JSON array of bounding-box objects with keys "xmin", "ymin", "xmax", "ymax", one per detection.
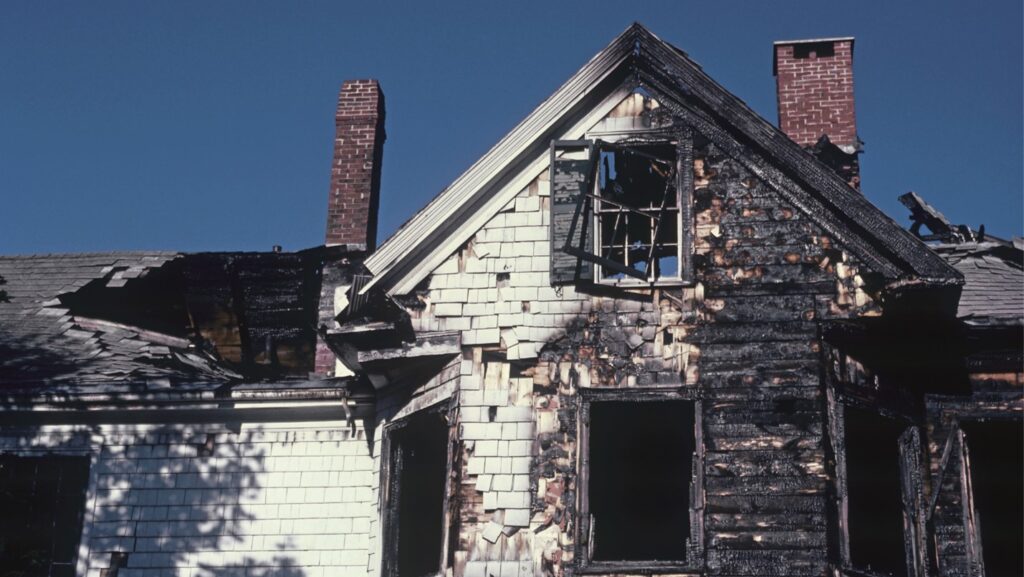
[
  {"xmin": 0, "ymin": 252, "xmax": 239, "ymax": 392},
  {"xmin": 935, "ymin": 242, "xmax": 1024, "ymax": 325}
]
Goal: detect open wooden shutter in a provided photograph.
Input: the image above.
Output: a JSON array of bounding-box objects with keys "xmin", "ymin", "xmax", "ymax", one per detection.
[
  {"xmin": 929, "ymin": 425, "xmax": 984, "ymax": 577},
  {"xmin": 550, "ymin": 140, "xmax": 596, "ymax": 285},
  {"xmin": 898, "ymin": 426, "xmax": 929, "ymax": 577}
]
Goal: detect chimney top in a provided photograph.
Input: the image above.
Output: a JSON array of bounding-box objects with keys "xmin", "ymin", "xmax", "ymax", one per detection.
[
  {"xmin": 774, "ymin": 37, "xmax": 861, "ymax": 189},
  {"xmin": 325, "ymin": 79, "xmax": 386, "ymax": 249},
  {"xmin": 772, "ymin": 37, "xmax": 855, "ymax": 75}
]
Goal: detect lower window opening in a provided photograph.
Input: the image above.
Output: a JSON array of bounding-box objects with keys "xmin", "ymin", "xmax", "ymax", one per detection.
[
  {"xmin": 390, "ymin": 411, "xmax": 449, "ymax": 577},
  {"xmin": 961, "ymin": 420, "xmax": 1023, "ymax": 577},
  {"xmin": 589, "ymin": 401, "xmax": 694, "ymax": 562},
  {"xmin": 0, "ymin": 455, "xmax": 91, "ymax": 577},
  {"xmin": 844, "ymin": 407, "xmax": 907, "ymax": 577}
]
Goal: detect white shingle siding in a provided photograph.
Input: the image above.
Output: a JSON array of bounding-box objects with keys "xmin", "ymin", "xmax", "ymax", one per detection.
[{"xmin": 1, "ymin": 424, "xmax": 377, "ymax": 577}]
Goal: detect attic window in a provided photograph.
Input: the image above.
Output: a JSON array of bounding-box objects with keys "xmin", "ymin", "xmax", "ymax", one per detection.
[
  {"xmin": 595, "ymin": 144, "xmax": 680, "ymax": 281},
  {"xmin": 550, "ymin": 130, "xmax": 693, "ymax": 286}
]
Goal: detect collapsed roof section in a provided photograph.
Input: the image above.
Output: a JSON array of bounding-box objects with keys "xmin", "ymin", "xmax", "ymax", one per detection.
[
  {"xmin": 899, "ymin": 191, "xmax": 1023, "ymax": 327},
  {"xmin": 0, "ymin": 247, "xmax": 362, "ymax": 396},
  {"xmin": 363, "ymin": 23, "xmax": 960, "ymax": 297}
]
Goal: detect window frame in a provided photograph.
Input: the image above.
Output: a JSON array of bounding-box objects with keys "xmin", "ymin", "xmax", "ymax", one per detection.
[
  {"xmin": 825, "ymin": 384, "xmax": 929, "ymax": 577},
  {"xmin": 552, "ymin": 125, "xmax": 694, "ymax": 288},
  {"xmin": 574, "ymin": 387, "xmax": 704, "ymax": 574},
  {"xmin": 0, "ymin": 453, "xmax": 92, "ymax": 577},
  {"xmin": 379, "ymin": 398, "xmax": 459, "ymax": 577}
]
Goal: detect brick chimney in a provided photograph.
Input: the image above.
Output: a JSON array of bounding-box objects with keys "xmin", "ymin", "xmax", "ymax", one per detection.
[
  {"xmin": 315, "ymin": 79, "xmax": 386, "ymax": 377},
  {"xmin": 325, "ymin": 79, "xmax": 386, "ymax": 249},
  {"xmin": 773, "ymin": 38, "xmax": 861, "ymax": 189}
]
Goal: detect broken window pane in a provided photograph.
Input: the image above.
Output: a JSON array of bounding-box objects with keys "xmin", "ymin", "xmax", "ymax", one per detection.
[
  {"xmin": 844, "ymin": 407, "xmax": 907, "ymax": 577},
  {"xmin": 387, "ymin": 410, "xmax": 450, "ymax": 577},
  {"xmin": 595, "ymin": 144, "xmax": 681, "ymax": 282},
  {"xmin": 588, "ymin": 401, "xmax": 694, "ymax": 561},
  {"xmin": 0, "ymin": 455, "xmax": 90, "ymax": 577}
]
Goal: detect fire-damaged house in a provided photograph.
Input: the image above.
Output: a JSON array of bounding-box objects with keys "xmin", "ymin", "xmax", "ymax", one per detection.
[{"xmin": 1, "ymin": 23, "xmax": 1020, "ymax": 577}]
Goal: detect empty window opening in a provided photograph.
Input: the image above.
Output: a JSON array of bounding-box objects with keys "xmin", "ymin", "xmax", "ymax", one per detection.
[
  {"xmin": 844, "ymin": 407, "xmax": 907, "ymax": 577},
  {"xmin": 596, "ymin": 144, "xmax": 680, "ymax": 282},
  {"xmin": 961, "ymin": 420, "xmax": 1023, "ymax": 577},
  {"xmin": 0, "ymin": 455, "xmax": 90, "ymax": 577},
  {"xmin": 387, "ymin": 411, "xmax": 450, "ymax": 577},
  {"xmin": 588, "ymin": 401, "xmax": 694, "ymax": 561}
]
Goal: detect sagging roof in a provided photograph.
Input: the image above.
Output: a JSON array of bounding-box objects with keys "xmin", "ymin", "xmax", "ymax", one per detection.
[
  {"xmin": 0, "ymin": 252, "xmax": 228, "ymax": 392},
  {"xmin": 935, "ymin": 242, "xmax": 1023, "ymax": 326},
  {"xmin": 0, "ymin": 248, "xmax": 346, "ymax": 393},
  {"xmin": 363, "ymin": 22, "xmax": 959, "ymax": 296}
]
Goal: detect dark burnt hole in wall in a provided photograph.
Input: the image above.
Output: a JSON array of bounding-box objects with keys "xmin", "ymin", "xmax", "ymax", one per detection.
[
  {"xmin": 961, "ymin": 420, "xmax": 1024, "ymax": 577},
  {"xmin": 844, "ymin": 407, "xmax": 906, "ymax": 577},
  {"xmin": 0, "ymin": 455, "xmax": 90, "ymax": 577},
  {"xmin": 589, "ymin": 401, "xmax": 693, "ymax": 561},
  {"xmin": 392, "ymin": 411, "xmax": 449, "ymax": 577}
]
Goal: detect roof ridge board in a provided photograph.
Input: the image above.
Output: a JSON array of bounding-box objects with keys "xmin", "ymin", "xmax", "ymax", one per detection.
[
  {"xmin": 364, "ymin": 25, "xmax": 641, "ymax": 278},
  {"xmin": 634, "ymin": 30, "xmax": 958, "ymax": 281}
]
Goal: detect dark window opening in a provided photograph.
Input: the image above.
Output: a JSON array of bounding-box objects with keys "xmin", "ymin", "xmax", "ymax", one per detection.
[
  {"xmin": 844, "ymin": 407, "xmax": 907, "ymax": 577},
  {"xmin": 588, "ymin": 401, "xmax": 694, "ymax": 562},
  {"xmin": 596, "ymin": 144, "xmax": 680, "ymax": 282},
  {"xmin": 0, "ymin": 455, "xmax": 90, "ymax": 577},
  {"xmin": 961, "ymin": 420, "xmax": 1023, "ymax": 577},
  {"xmin": 387, "ymin": 411, "xmax": 449, "ymax": 577},
  {"xmin": 793, "ymin": 41, "xmax": 835, "ymax": 59}
]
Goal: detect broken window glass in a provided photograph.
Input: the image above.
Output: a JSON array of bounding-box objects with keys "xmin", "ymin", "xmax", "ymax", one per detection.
[
  {"xmin": 595, "ymin": 143, "xmax": 680, "ymax": 281},
  {"xmin": 0, "ymin": 455, "xmax": 90, "ymax": 577},
  {"xmin": 552, "ymin": 135, "xmax": 691, "ymax": 286}
]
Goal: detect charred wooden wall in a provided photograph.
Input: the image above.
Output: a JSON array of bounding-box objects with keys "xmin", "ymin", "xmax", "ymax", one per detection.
[{"xmin": 397, "ymin": 97, "xmax": 882, "ymax": 577}]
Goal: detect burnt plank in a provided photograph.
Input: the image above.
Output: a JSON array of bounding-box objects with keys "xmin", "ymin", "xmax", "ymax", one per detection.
[
  {"xmin": 709, "ymin": 529, "xmax": 827, "ymax": 550},
  {"xmin": 705, "ymin": 450, "xmax": 825, "ymax": 478},
  {"xmin": 706, "ymin": 512, "xmax": 826, "ymax": 531},
  {"xmin": 706, "ymin": 548, "xmax": 827, "ymax": 576}
]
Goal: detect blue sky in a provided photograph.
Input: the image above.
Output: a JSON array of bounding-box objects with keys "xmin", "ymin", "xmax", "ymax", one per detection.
[{"xmin": 1, "ymin": 1, "xmax": 1021, "ymax": 254}]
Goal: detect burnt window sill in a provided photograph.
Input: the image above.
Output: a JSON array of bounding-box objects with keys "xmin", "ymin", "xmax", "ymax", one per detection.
[
  {"xmin": 575, "ymin": 561, "xmax": 700, "ymax": 575},
  {"xmin": 839, "ymin": 564, "xmax": 905, "ymax": 577},
  {"xmin": 594, "ymin": 276, "xmax": 693, "ymax": 289}
]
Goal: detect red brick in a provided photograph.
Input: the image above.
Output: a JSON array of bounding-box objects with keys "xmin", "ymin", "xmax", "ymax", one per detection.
[
  {"xmin": 773, "ymin": 39, "xmax": 857, "ymax": 149},
  {"xmin": 324, "ymin": 79, "xmax": 385, "ymax": 248}
]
